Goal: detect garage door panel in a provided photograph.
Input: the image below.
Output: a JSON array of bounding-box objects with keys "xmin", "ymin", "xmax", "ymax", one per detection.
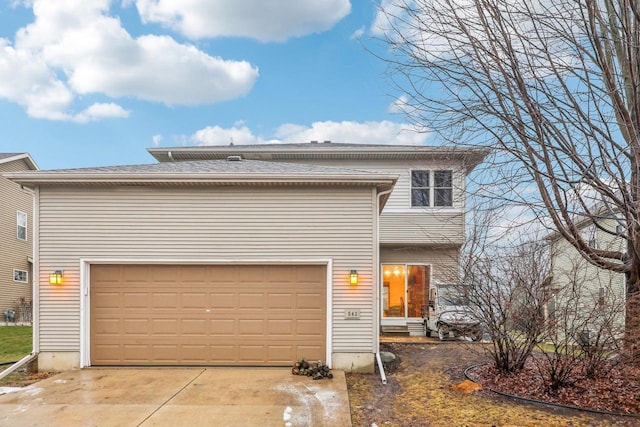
[
  {"xmin": 237, "ymin": 293, "xmax": 265, "ymax": 309},
  {"xmin": 152, "ymin": 293, "xmax": 180, "ymax": 309},
  {"xmin": 93, "ymin": 292, "xmax": 121, "ymax": 309},
  {"xmin": 181, "ymin": 319, "xmax": 208, "ymax": 335},
  {"xmin": 210, "ymin": 319, "xmax": 235, "ymax": 335},
  {"xmin": 122, "ymin": 292, "xmax": 150, "ymax": 309},
  {"xmin": 123, "ymin": 318, "xmax": 150, "ymax": 335},
  {"xmin": 181, "ymin": 292, "xmax": 209, "ymax": 309},
  {"xmin": 152, "ymin": 345, "xmax": 180, "ymax": 362},
  {"xmin": 123, "ymin": 344, "xmax": 151, "ymax": 362},
  {"xmin": 238, "ymin": 345, "xmax": 266, "ymax": 362},
  {"xmin": 237, "ymin": 319, "xmax": 264, "ymax": 335},
  {"xmin": 210, "ymin": 345, "xmax": 236, "ymax": 362},
  {"xmin": 267, "ymin": 293, "xmax": 295, "ymax": 309},
  {"xmin": 210, "ymin": 293, "xmax": 235, "ymax": 308},
  {"xmin": 153, "ymin": 319, "xmax": 179, "ymax": 335},
  {"xmin": 91, "ymin": 264, "xmax": 326, "ymax": 366}
]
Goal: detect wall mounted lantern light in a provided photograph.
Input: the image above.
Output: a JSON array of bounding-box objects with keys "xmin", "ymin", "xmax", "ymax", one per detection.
[
  {"xmin": 350, "ymin": 270, "xmax": 358, "ymax": 286},
  {"xmin": 49, "ymin": 270, "xmax": 64, "ymax": 285}
]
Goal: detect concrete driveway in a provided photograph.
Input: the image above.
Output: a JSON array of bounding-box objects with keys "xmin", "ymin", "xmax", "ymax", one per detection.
[{"xmin": 0, "ymin": 368, "xmax": 352, "ymax": 426}]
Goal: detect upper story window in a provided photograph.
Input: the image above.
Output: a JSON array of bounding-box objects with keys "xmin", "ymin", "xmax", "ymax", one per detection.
[
  {"xmin": 411, "ymin": 170, "xmax": 453, "ymax": 207},
  {"xmin": 17, "ymin": 211, "xmax": 27, "ymax": 241}
]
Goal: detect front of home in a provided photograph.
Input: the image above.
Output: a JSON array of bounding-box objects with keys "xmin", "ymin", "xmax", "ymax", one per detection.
[{"xmin": 6, "ymin": 143, "xmax": 486, "ymax": 372}]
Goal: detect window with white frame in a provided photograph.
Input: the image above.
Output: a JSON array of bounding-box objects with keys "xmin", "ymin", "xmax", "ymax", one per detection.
[
  {"xmin": 17, "ymin": 211, "xmax": 27, "ymax": 241},
  {"xmin": 411, "ymin": 170, "xmax": 453, "ymax": 207},
  {"xmin": 13, "ymin": 269, "xmax": 28, "ymax": 283},
  {"xmin": 434, "ymin": 170, "xmax": 453, "ymax": 206}
]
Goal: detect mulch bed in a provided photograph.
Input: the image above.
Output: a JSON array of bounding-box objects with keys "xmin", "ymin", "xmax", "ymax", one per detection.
[{"xmin": 470, "ymin": 357, "xmax": 640, "ymax": 415}]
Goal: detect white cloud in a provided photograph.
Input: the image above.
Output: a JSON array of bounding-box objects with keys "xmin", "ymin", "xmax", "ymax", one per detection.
[
  {"xmin": 388, "ymin": 95, "xmax": 409, "ymax": 114},
  {"xmin": 0, "ymin": 0, "xmax": 258, "ymax": 121},
  {"xmin": 350, "ymin": 26, "xmax": 365, "ymax": 40},
  {"xmin": 152, "ymin": 134, "xmax": 163, "ymax": 146},
  {"xmin": 190, "ymin": 120, "xmax": 428, "ymax": 146},
  {"xmin": 72, "ymin": 103, "xmax": 130, "ymax": 123},
  {"xmin": 135, "ymin": 0, "xmax": 351, "ymax": 42}
]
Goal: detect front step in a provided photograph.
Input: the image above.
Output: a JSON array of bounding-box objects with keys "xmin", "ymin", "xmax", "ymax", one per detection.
[{"xmin": 381, "ymin": 325, "xmax": 410, "ymax": 337}]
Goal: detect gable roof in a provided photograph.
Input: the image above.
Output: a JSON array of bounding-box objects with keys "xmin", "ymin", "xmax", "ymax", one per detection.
[
  {"xmin": 5, "ymin": 158, "xmax": 397, "ymax": 195},
  {"xmin": 147, "ymin": 143, "xmax": 489, "ymax": 174},
  {"xmin": 0, "ymin": 153, "xmax": 39, "ymax": 170}
]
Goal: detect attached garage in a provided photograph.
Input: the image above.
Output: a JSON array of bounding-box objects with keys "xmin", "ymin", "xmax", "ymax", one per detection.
[
  {"xmin": 7, "ymin": 157, "xmax": 397, "ymax": 372},
  {"xmin": 90, "ymin": 264, "xmax": 326, "ymax": 366}
]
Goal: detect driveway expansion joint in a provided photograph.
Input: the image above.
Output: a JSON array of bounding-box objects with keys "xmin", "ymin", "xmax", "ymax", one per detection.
[{"xmin": 137, "ymin": 368, "xmax": 206, "ymax": 426}]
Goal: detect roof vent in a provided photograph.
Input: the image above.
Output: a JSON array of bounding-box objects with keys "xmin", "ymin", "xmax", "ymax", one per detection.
[
  {"xmin": 226, "ymin": 155, "xmax": 242, "ymax": 162},
  {"xmin": 310, "ymin": 140, "xmax": 318, "ymax": 144},
  {"xmin": 323, "ymin": 140, "xmax": 331, "ymax": 143}
]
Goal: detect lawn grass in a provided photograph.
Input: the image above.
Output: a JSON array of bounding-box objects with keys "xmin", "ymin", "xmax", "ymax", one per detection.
[{"xmin": 0, "ymin": 326, "xmax": 32, "ymax": 364}]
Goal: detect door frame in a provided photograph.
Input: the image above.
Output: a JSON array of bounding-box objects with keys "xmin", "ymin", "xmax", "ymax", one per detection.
[
  {"xmin": 79, "ymin": 258, "xmax": 333, "ymax": 368},
  {"xmin": 380, "ymin": 263, "xmax": 431, "ymax": 323}
]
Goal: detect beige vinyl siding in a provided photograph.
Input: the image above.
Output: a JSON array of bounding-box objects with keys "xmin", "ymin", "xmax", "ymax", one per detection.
[
  {"xmin": 381, "ymin": 246, "xmax": 460, "ymax": 283},
  {"xmin": 275, "ymin": 159, "xmax": 466, "ymax": 244},
  {"xmin": 379, "ymin": 212, "xmax": 464, "ymax": 245},
  {"xmin": 280, "ymin": 159, "xmax": 466, "ymax": 210},
  {"xmin": 37, "ymin": 185, "xmax": 376, "ymax": 354},
  {"xmin": 0, "ymin": 159, "xmax": 33, "ymax": 316}
]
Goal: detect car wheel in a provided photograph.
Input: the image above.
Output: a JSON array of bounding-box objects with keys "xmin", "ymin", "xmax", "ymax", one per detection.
[{"xmin": 437, "ymin": 326, "xmax": 446, "ymax": 341}]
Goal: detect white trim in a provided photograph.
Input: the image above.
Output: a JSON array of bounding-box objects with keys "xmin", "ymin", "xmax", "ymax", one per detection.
[
  {"xmin": 32, "ymin": 187, "xmax": 39, "ymax": 353},
  {"xmin": 79, "ymin": 257, "xmax": 333, "ymax": 369},
  {"xmin": 382, "ymin": 207, "xmax": 464, "ymax": 214},
  {"xmin": 12, "ymin": 268, "xmax": 28, "ymax": 283}
]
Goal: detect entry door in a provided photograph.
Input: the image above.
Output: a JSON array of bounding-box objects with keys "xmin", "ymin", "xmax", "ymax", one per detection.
[{"xmin": 382, "ymin": 264, "xmax": 430, "ymax": 319}]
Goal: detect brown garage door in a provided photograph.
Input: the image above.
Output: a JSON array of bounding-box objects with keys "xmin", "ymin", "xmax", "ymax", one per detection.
[{"xmin": 90, "ymin": 264, "xmax": 326, "ymax": 366}]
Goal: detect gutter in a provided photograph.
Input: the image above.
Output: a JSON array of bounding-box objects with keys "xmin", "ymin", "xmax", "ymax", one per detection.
[
  {"xmin": 375, "ymin": 188, "xmax": 393, "ymax": 385},
  {"xmin": 0, "ymin": 352, "xmax": 38, "ymax": 381}
]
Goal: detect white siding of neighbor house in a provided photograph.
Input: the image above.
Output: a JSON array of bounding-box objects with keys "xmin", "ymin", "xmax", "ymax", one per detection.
[
  {"xmin": 550, "ymin": 218, "xmax": 626, "ymax": 331},
  {"xmin": 0, "ymin": 159, "xmax": 33, "ymax": 317},
  {"xmin": 279, "ymin": 159, "xmax": 466, "ymax": 245},
  {"xmin": 36, "ymin": 185, "xmax": 377, "ymax": 355}
]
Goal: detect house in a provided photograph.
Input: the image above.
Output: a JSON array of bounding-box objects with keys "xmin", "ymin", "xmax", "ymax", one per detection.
[
  {"xmin": 0, "ymin": 153, "xmax": 38, "ymax": 323},
  {"xmin": 5, "ymin": 142, "xmax": 486, "ymax": 372},
  {"xmin": 547, "ymin": 216, "xmax": 626, "ymax": 342}
]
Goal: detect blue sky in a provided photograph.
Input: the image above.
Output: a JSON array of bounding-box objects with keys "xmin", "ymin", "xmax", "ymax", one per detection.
[{"xmin": 0, "ymin": 0, "xmax": 427, "ymax": 170}]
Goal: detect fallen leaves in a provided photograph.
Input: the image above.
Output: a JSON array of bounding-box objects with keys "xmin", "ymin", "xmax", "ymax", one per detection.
[{"xmin": 471, "ymin": 357, "xmax": 640, "ymax": 415}]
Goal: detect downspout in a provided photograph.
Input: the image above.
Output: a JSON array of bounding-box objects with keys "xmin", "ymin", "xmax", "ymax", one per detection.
[
  {"xmin": 21, "ymin": 185, "xmax": 39, "ymax": 356},
  {"xmin": 375, "ymin": 188, "xmax": 393, "ymax": 385},
  {"xmin": 167, "ymin": 151, "xmax": 175, "ymax": 162}
]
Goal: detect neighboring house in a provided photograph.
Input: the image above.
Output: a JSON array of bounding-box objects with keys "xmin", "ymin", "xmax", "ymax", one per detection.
[
  {"xmin": 0, "ymin": 153, "xmax": 38, "ymax": 323},
  {"xmin": 547, "ymin": 217, "xmax": 626, "ymax": 341},
  {"xmin": 5, "ymin": 142, "xmax": 486, "ymax": 372}
]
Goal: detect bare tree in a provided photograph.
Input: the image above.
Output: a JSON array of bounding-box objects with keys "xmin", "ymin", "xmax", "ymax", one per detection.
[
  {"xmin": 461, "ymin": 202, "xmax": 550, "ymax": 373},
  {"xmin": 378, "ymin": 0, "xmax": 640, "ymax": 359}
]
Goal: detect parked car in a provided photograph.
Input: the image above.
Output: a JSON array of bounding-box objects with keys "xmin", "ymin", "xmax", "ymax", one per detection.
[{"xmin": 425, "ymin": 284, "xmax": 483, "ymax": 341}]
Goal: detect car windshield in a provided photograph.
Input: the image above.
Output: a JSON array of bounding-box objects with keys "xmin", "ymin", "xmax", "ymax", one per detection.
[{"xmin": 438, "ymin": 286, "xmax": 468, "ymax": 306}]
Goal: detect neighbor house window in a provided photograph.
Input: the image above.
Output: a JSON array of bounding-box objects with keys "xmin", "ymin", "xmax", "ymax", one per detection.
[
  {"xmin": 411, "ymin": 170, "xmax": 453, "ymax": 207},
  {"xmin": 13, "ymin": 269, "xmax": 28, "ymax": 283},
  {"xmin": 598, "ymin": 287, "xmax": 605, "ymax": 310},
  {"xmin": 17, "ymin": 211, "xmax": 27, "ymax": 241}
]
